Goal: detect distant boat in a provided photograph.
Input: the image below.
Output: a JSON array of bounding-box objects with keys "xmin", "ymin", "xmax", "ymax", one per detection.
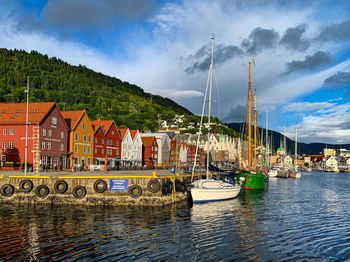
[
  {"xmin": 268, "ymin": 168, "xmax": 278, "ymax": 178},
  {"xmin": 190, "ymin": 35, "xmax": 241, "ymax": 203}
]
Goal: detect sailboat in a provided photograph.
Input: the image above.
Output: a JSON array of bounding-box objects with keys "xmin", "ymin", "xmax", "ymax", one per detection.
[
  {"xmin": 290, "ymin": 123, "xmax": 301, "ymax": 178},
  {"xmin": 236, "ymin": 59, "xmax": 268, "ymax": 190},
  {"xmin": 190, "ymin": 35, "xmax": 241, "ymax": 203}
]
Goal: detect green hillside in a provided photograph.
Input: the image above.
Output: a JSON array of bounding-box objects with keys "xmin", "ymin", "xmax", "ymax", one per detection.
[{"xmin": 0, "ymin": 48, "xmax": 191, "ymax": 131}]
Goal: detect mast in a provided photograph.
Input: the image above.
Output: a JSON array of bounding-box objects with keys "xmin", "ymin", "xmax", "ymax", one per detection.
[
  {"xmin": 206, "ymin": 34, "xmax": 215, "ymax": 179},
  {"xmin": 265, "ymin": 109, "xmax": 268, "ymax": 167},
  {"xmin": 283, "ymin": 120, "xmax": 286, "ymax": 155},
  {"xmin": 295, "ymin": 122, "xmax": 298, "ymax": 161},
  {"xmin": 24, "ymin": 76, "xmax": 29, "ymax": 176},
  {"xmin": 248, "ymin": 62, "xmax": 252, "ymax": 168},
  {"xmin": 253, "ymin": 88, "xmax": 257, "ymax": 169}
]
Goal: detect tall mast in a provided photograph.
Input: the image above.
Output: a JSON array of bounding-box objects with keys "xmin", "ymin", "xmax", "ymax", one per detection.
[
  {"xmin": 283, "ymin": 120, "xmax": 286, "ymax": 155},
  {"xmin": 265, "ymin": 109, "xmax": 268, "ymax": 167},
  {"xmin": 24, "ymin": 76, "xmax": 29, "ymax": 176},
  {"xmin": 295, "ymin": 122, "xmax": 298, "ymax": 161},
  {"xmin": 206, "ymin": 34, "xmax": 214, "ymax": 179},
  {"xmin": 248, "ymin": 62, "xmax": 252, "ymax": 168},
  {"xmin": 253, "ymin": 88, "xmax": 257, "ymax": 169}
]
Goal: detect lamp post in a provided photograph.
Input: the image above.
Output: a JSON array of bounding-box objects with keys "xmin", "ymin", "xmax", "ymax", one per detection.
[{"xmin": 24, "ymin": 76, "xmax": 29, "ymax": 176}]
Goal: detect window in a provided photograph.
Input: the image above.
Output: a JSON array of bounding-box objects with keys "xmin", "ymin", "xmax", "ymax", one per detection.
[
  {"xmin": 42, "ymin": 128, "xmax": 46, "ymax": 136},
  {"xmin": 88, "ymin": 136, "xmax": 91, "ymax": 142},
  {"xmin": 9, "ymin": 142, "xmax": 14, "ymax": 149},
  {"xmin": 41, "ymin": 141, "xmax": 45, "ymax": 149},
  {"xmin": 94, "ymin": 148, "xmax": 97, "ymax": 154},
  {"xmin": 84, "ymin": 135, "xmax": 87, "ymax": 142},
  {"xmin": 106, "ymin": 139, "xmax": 109, "ymax": 146},
  {"xmin": 1, "ymin": 110, "xmax": 6, "ymax": 113},
  {"xmin": 74, "ymin": 157, "xmax": 78, "ymax": 165},
  {"xmin": 52, "ymin": 117, "xmax": 57, "ymax": 125},
  {"xmin": 87, "ymin": 158, "xmax": 91, "ymax": 165},
  {"xmin": 3, "ymin": 129, "xmax": 7, "ymax": 135},
  {"xmin": 60, "ymin": 131, "xmax": 64, "ymax": 139},
  {"xmin": 2, "ymin": 142, "xmax": 6, "ymax": 149},
  {"xmin": 112, "ymin": 131, "xmax": 114, "ymax": 135},
  {"xmin": 101, "ymin": 148, "xmax": 104, "ymax": 154},
  {"xmin": 82, "ymin": 123, "xmax": 85, "ymax": 130},
  {"xmin": 117, "ymin": 149, "xmax": 119, "ymax": 155},
  {"xmin": 117, "ymin": 140, "xmax": 119, "ymax": 146},
  {"xmin": 95, "ymin": 138, "xmax": 97, "ymax": 143},
  {"xmin": 60, "ymin": 143, "xmax": 64, "ymax": 151},
  {"xmin": 47, "ymin": 142, "xmax": 51, "ymax": 150},
  {"xmin": 16, "ymin": 109, "xmax": 21, "ymax": 113},
  {"xmin": 83, "ymin": 146, "xmax": 86, "ymax": 153},
  {"xmin": 75, "ymin": 134, "xmax": 78, "ymax": 141},
  {"xmin": 74, "ymin": 145, "xmax": 78, "ymax": 153},
  {"xmin": 10, "ymin": 129, "xmax": 14, "ymax": 135},
  {"xmin": 88, "ymin": 147, "xmax": 91, "ymax": 154},
  {"xmin": 102, "ymin": 139, "xmax": 104, "ymax": 145},
  {"xmin": 48, "ymin": 129, "xmax": 52, "ymax": 137}
]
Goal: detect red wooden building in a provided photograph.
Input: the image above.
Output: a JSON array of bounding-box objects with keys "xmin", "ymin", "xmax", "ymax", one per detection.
[
  {"xmin": 0, "ymin": 102, "xmax": 69, "ymax": 170},
  {"xmin": 141, "ymin": 136, "xmax": 158, "ymax": 168},
  {"xmin": 91, "ymin": 120, "xmax": 122, "ymax": 167}
]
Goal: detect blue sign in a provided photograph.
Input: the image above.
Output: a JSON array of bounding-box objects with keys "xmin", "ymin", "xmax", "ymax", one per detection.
[{"xmin": 110, "ymin": 179, "xmax": 129, "ymax": 192}]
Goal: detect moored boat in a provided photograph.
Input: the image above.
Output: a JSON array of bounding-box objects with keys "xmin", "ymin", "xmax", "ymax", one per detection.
[
  {"xmin": 268, "ymin": 168, "xmax": 278, "ymax": 178},
  {"xmin": 236, "ymin": 171, "xmax": 267, "ymax": 190}
]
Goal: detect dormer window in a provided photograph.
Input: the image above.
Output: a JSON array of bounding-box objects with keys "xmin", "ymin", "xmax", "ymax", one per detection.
[
  {"xmin": 1, "ymin": 110, "xmax": 6, "ymax": 113},
  {"xmin": 33, "ymin": 109, "xmax": 38, "ymax": 112},
  {"xmin": 10, "ymin": 115, "xmax": 17, "ymax": 119},
  {"xmin": 16, "ymin": 109, "xmax": 21, "ymax": 113}
]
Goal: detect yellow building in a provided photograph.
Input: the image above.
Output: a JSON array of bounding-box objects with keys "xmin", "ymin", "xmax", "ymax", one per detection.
[
  {"xmin": 62, "ymin": 110, "xmax": 94, "ymax": 168},
  {"xmin": 323, "ymin": 148, "xmax": 336, "ymax": 157}
]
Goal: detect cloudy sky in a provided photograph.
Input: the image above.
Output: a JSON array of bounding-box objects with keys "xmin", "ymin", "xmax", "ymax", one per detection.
[{"xmin": 1, "ymin": 0, "xmax": 350, "ymax": 144}]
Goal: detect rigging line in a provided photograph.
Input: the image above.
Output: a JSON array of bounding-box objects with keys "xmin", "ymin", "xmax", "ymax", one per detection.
[{"xmin": 191, "ymin": 63, "xmax": 211, "ymax": 182}]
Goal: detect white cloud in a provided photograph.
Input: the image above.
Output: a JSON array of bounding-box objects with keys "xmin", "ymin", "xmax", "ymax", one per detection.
[
  {"xmin": 158, "ymin": 89, "xmax": 203, "ymax": 99},
  {"xmin": 283, "ymin": 101, "xmax": 335, "ymax": 112}
]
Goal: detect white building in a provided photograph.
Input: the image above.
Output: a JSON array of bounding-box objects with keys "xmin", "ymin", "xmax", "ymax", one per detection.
[
  {"xmin": 325, "ymin": 156, "xmax": 338, "ymax": 169},
  {"xmin": 130, "ymin": 130, "xmax": 143, "ymax": 166},
  {"xmin": 119, "ymin": 129, "xmax": 133, "ymax": 165},
  {"xmin": 284, "ymin": 155, "xmax": 293, "ymax": 167}
]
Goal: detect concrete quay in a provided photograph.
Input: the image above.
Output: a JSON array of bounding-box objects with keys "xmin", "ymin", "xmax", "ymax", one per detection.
[{"xmin": 0, "ymin": 169, "xmax": 205, "ymax": 206}]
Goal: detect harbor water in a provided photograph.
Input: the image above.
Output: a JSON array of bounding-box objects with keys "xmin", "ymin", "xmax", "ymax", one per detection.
[{"xmin": 1, "ymin": 172, "xmax": 350, "ymax": 261}]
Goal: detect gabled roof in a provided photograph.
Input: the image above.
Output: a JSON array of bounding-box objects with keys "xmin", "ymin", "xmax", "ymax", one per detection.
[
  {"xmin": 141, "ymin": 136, "xmax": 156, "ymax": 147},
  {"xmin": 130, "ymin": 130, "xmax": 139, "ymax": 140},
  {"xmin": 118, "ymin": 128, "xmax": 129, "ymax": 139},
  {"xmin": 61, "ymin": 110, "xmax": 85, "ymax": 131},
  {"xmin": 0, "ymin": 102, "xmax": 57, "ymax": 125},
  {"xmin": 91, "ymin": 120, "xmax": 114, "ymax": 132}
]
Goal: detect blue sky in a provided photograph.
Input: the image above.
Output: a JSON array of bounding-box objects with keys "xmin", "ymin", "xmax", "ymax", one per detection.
[{"xmin": 1, "ymin": 0, "xmax": 350, "ymax": 144}]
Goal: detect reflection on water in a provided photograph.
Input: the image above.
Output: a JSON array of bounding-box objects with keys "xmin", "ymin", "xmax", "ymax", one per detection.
[{"xmin": 1, "ymin": 173, "xmax": 350, "ymax": 261}]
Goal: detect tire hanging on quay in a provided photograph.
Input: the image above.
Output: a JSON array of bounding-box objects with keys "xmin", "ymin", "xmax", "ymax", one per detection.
[
  {"xmin": 0, "ymin": 184, "xmax": 15, "ymax": 197},
  {"xmin": 54, "ymin": 180, "xmax": 68, "ymax": 194},
  {"xmin": 128, "ymin": 185, "xmax": 142, "ymax": 198},
  {"xmin": 72, "ymin": 186, "xmax": 87, "ymax": 199},
  {"xmin": 93, "ymin": 180, "xmax": 107, "ymax": 193},
  {"xmin": 35, "ymin": 185, "xmax": 50, "ymax": 198},
  {"xmin": 19, "ymin": 179, "xmax": 33, "ymax": 193}
]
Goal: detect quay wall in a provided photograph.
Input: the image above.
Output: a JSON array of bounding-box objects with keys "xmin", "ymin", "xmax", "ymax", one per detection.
[{"xmin": 0, "ymin": 172, "xmax": 203, "ymax": 206}]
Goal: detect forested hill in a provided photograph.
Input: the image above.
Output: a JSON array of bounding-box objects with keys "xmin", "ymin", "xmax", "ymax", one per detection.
[
  {"xmin": 0, "ymin": 48, "xmax": 191, "ymax": 131},
  {"xmin": 226, "ymin": 122, "xmax": 350, "ymax": 155}
]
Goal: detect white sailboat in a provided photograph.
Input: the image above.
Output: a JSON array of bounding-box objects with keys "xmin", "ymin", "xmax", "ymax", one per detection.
[
  {"xmin": 291, "ymin": 122, "xmax": 301, "ymax": 179},
  {"xmin": 190, "ymin": 35, "xmax": 241, "ymax": 203}
]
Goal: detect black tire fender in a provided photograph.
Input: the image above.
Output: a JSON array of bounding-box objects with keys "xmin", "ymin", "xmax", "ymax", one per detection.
[
  {"xmin": 54, "ymin": 180, "xmax": 68, "ymax": 194},
  {"xmin": 147, "ymin": 180, "xmax": 161, "ymax": 193},
  {"xmin": 35, "ymin": 185, "xmax": 50, "ymax": 198},
  {"xmin": 0, "ymin": 184, "xmax": 15, "ymax": 197},
  {"xmin": 128, "ymin": 185, "xmax": 142, "ymax": 198},
  {"xmin": 162, "ymin": 181, "xmax": 169, "ymax": 195},
  {"xmin": 72, "ymin": 186, "xmax": 87, "ymax": 199},
  {"xmin": 19, "ymin": 179, "xmax": 33, "ymax": 193},
  {"xmin": 93, "ymin": 179, "xmax": 107, "ymax": 193}
]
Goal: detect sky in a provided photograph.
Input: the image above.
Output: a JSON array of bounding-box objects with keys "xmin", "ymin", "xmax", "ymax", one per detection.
[{"xmin": 1, "ymin": 0, "xmax": 350, "ymax": 144}]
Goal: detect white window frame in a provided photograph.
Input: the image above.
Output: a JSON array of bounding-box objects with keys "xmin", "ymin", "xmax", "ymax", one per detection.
[
  {"xmin": 60, "ymin": 131, "xmax": 64, "ymax": 139},
  {"xmin": 3, "ymin": 129, "xmax": 7, "ymax": 135},
  {"xmin": 47, "ymin": 142, "xmax": 51, "ymax": 150},
  {"xmin": 9, "ymin": 142, "xmax": 14, "ymax": 149},
  {"xmin": 60, "ymin": 143, "xmax": 64, "ymax": 152},
  {"xmin": 2, "ymin": 142, "xmax": 6, "ymax": 149},
  {"xmin": 10, "ymin": 129, "xmax": 14, "ymax": 135},
  {"xmin": 52, "ymin": 117, "xmax": 57, "ymax": 125},
  {"xmin": 41, "ymin": 141, "xmax": 45, "ymax": 149},
  {"xmin": 48, "ymin": 129, "xmax": 52, "ymax": 137}
]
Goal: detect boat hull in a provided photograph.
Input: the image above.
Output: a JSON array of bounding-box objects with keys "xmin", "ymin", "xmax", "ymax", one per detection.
[
  {"xmin": 190, "ymin": 179, "xmax": 241, "ymax": 203},
  {"xmin": 191, "ymin": 187, "xmax": 241, "ymax": 203},
  {"xmin": 236, "ymin": 172, "xmax": 267, "ymax": 190}
]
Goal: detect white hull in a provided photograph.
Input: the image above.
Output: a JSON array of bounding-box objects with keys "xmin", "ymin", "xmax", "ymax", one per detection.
[
  {"xmin": 268, "ymin": 169, "xmax": 278, "ymax": 178},
  {"xmin": 190, "ymin": 179, "xmax": 241, "ymax": 203}
]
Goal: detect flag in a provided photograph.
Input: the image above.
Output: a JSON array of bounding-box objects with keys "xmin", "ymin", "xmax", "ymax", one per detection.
[{"xmin": 251, "ymin": 56, "xmax": 255, "ymax": 66}]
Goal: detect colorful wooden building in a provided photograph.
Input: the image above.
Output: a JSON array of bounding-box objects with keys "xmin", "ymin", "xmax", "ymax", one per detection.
[
  {"xmin": 91, "ymin": 120, "xmax": 122, "ymax": 167},
  {"xmin": 141, "ymin": 136, "xmax": 158, "ymax": 168},
  {"xmin": 0, "ymin": 102, "xmax": 68, "ymax": 170},
  {"xmin": 62, "ymin": 110, "xmax": 94, "ymax": 168}
]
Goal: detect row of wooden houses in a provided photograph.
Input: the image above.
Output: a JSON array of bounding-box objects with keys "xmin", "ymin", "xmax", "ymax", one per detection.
[{"xmin": 0, "ymin": 102, "xmax": 220, "ymax": 171}]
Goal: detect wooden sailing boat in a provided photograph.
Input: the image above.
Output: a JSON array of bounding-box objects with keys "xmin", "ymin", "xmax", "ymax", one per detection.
[
  {"xmin": 236, "ymin": 59, "xmax": 268, "ymax": 190},
  {"xmin": 190, "ymin": 35, "xmax": 241, "ymax": 203},
  {"xmin": 290, "ymin": 123, "xmax": 301, "ymax": 178}
]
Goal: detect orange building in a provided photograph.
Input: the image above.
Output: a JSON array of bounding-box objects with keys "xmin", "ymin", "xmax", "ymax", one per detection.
[{"xmin": 62, "ymin": 110, "xmax": 94, "ymax": 168}]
